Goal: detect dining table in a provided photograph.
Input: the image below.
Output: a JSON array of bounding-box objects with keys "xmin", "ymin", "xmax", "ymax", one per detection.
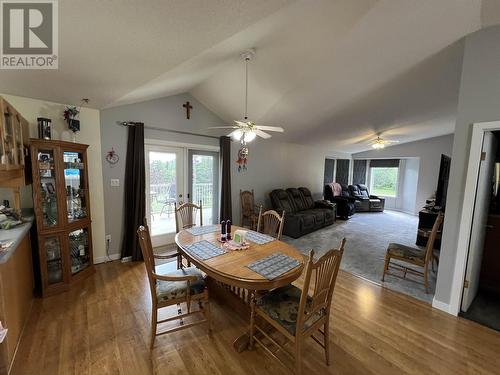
[{"xmin": 175, "ymin": 225, "xmax": 305, "ymax": 351}]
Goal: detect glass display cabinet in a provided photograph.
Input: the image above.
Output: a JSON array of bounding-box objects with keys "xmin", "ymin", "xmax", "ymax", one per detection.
[{"xmin": 30, "ymin": 139, "xmax": 94, "ymax": 296}]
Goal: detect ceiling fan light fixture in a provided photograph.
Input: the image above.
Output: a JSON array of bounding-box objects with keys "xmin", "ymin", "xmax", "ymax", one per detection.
[
  {"xmin": 243, "ymin": 130, "xmax": 257, "ymax": 143},
  {"xmin": 231, "ymin": 129, "xmax": 243, "ymax": 141},
  {"xmin": 372, "ymin": 141, "xmax": 385, "ymax": 149}
]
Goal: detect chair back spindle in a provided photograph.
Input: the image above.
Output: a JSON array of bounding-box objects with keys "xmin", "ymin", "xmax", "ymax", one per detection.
[
  {"xmin": 296, "ymin": 239, "xmax": 346, "ymax": 335},
  {"xmin": 257, "ymin": 208, "xmax": 285, "ymax": 240},
  {"xmin": 175, "ymin": 201, "xmax": 203, "ymax": 232},
  {"xmin": 424, "ymin": 212, "xmax": 444, "ymax": 266},
  {"xmin": 137, "ymin": 225, "xmax": 157, "ymax": 302}
]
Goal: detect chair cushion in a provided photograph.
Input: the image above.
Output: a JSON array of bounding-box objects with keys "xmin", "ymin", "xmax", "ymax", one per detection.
[
  {"xmin": 387, "ymin": 243, "xmax": 425, "ymax": 263},
  {"xmin": 257, "ymin": 284, "xmax": 325, "ymax": 335},
  {"xmin": 156, "ymin": 266, "xmax": 205, "ymax": 303}
]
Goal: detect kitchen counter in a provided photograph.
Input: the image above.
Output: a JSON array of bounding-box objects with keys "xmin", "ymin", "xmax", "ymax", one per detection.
[{"xmin": 0, "ymin": 214, "xmax": 34, "ymax": 265}]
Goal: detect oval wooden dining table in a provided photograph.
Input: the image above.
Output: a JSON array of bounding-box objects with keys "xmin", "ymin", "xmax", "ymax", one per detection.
[{"xmin": 175, "ymin": 225, "xmax": 305, "ymax": 351}]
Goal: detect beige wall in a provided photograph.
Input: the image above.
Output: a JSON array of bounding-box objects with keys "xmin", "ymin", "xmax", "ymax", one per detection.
[{"xmin": 0, "ymin": 94, "xmax": 107, "ymax": 263}]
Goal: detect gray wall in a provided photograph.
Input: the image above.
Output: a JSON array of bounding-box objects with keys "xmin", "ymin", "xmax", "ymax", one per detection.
[
  {"xmin": 100, "ymin": 92, "xmax": 351, "ymax": 256},
  {"xmin": 354, "ymin": 134, "xmax": 454, "ymax": 214},
  {"xmin": 435, "ymin": 25, "xmax": 500, "ymax": 308},
  {"xmin": 100, "ymin": 93, "xmax": 222, "ymax": 255},
  {"xmin": 230, "ymin": 141, "xmax": 350, "ymax": 225}
]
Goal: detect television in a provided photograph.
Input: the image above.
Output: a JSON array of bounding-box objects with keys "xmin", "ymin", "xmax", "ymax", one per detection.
[{"xmin": 435, "ymin": 154, "xmax": 451, "ymax": 210}]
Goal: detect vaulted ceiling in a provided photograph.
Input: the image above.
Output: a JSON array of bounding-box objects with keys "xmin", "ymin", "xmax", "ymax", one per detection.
[{"xmin": 1, "ymin": 0, "xmax": 498, "ymax": 152}]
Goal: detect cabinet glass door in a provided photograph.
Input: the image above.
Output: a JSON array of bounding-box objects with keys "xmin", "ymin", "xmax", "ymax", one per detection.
[
  {"xmin": 13, "ymin": 115, "xmax": 23, "ymax": 165},
  {"xmin": 68, "ymin": 227, "xmax": 90, "ymax": 275},
  {"xmin": 45, "ymin": 236, "xmax": 63, "ymax": 285},
  {"xmin": 37, "ymin": 149, "xmax": 59, "ymax": 228},
  {"xmin": 63, "ymin": 151, "xmax": 88, "ymax": 223},
  {"xmin": 2, "ymin": 111, "xmax": 15, "ymax": 165}
]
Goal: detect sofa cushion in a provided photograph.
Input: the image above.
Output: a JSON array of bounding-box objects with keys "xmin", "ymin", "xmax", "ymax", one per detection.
[
  {"xmin": 270, "ymin": 189, "xmax": 296, "ymax": 213},
  {"xmin": 357, "ymin": 184, "xmax": 370, "ymax": 198},
  {"xmin": 298, "ymin": 187, "xmax": 315, "ymax": 209},
  {"xmin": 302, "ymin": 209, "xmax": 326, "ymax": 226},
  {"xmin": 287, "ymin": 188, "xmax": 308, "ymax": 211}
]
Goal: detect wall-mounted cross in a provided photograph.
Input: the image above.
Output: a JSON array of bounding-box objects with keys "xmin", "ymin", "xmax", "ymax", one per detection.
[{"xmin": 182, "ymin": 101, "xmax": 193, "ymax": 119}]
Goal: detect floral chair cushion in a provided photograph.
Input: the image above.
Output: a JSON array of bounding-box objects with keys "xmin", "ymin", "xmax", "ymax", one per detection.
[
  {"xmin": 257, "ymin": 284, "xmax": 325, "ymax": 335},
  {"xmin": 387, "ymin": 243, "xmax": 425, "ymax": 263},
  {"xmin": 156, "ymin": 266, "xmax": 205, "ymax": 303}
]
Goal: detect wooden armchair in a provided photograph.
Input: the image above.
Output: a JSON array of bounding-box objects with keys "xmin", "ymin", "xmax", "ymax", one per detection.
[
  {"xmin": 240, "ymin": 189, "xmax": 261, "ymax": 230},
  {"xmin": 137, "ymin": 225, "xmax": 211, "ymax": 349},
  {"xmin": 382, "ymin": 211, "xmax": 444, "ymax": 293},
  {"xmin": 257, "ymin": 208, "xmax": 285, "ymax": 240},
  {"xmin": 250, "ymin": 239, "xmax": 346, "ymax": 374},
  {"xmin": 174, "ymin": 201, "xmax": 202, "ymax": 268}
]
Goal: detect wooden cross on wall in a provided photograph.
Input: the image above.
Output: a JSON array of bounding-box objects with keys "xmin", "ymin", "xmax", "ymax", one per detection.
[{"xmin": 183, "ymin": 101, "xmax": 193, "ymax": 119}]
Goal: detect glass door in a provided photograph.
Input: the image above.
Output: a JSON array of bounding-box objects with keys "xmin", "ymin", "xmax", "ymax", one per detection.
[
  {"xmin": 36, "ymin": 147, "xmax": 60, "ymax": 229},
  {"xmin": 145, "ymin": 145, "xmax": 184, "ymax": 246},
  {"xmin": 63, "ymin": 150, "xmax": 88, "ymax": 223},
  {"xmin": 188, "ymin": 150, "xmax": 219, "ymax": 225}
]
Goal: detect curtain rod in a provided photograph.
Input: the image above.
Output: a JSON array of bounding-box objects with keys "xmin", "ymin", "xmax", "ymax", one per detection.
[{"xmin": 118, "ymin": 121, "xmax": 220, "ymax": 140}]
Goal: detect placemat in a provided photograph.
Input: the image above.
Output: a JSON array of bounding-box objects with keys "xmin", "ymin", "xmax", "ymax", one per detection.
[
  {"xmin": 245, "ymin": 231, "xmax": 275, "ymax": 245},
  {"xmin": 185, "ymin": 240, "xmax": 226, "ymax": 260},
  {"xmin": 185, "ymin": 225, "xmax": 219, "ymax": 236},
  {"xmin": 247, "ymin": 253, "xmax": 300, "ymax": 280}
]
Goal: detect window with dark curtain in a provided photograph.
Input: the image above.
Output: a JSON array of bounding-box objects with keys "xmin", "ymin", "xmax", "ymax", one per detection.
[
  {"xmin": 353, "ymin": 159, "xmax": 367, "ymax": 185},
  {"xmin": 335, "ymin": 159, "xmax": 350, "ymax": 185},
  {"xmin": 323, "ymin": 158, "xmax": 335, "ymax": 186}
]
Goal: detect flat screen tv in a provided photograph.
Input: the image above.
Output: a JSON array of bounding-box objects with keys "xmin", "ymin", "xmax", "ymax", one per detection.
[{"xmin": 435, "ymin": 154, "xmax": 451, "ymax": 210}]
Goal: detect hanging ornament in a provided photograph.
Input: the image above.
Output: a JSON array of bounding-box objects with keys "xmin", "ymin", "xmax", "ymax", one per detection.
[
  {"xmin": 236, "ymin": 144, "xmax": 249, "ymax": 172},
  {"xmin": 106, "ymin": 147, "xmax": 120, "ymax": 166}
]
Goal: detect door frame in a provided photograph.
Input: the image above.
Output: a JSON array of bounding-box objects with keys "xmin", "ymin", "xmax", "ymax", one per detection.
[{"xmin": 447, "ymin": 120, "xmax": 500, "ymax": 316}]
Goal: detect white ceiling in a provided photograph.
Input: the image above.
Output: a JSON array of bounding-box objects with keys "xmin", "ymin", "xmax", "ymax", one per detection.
[{"xmin": 1, "ymin": 0, "xmax": 498, "ymax": 153}]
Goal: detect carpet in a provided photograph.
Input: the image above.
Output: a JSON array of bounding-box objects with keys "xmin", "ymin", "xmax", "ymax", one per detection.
[{"xmin": 282, "ymin": 210, "xmax": 436, "ymax": 304}]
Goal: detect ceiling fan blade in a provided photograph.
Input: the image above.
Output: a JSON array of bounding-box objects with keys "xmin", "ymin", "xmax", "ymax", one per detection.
[
  {"xmin": 254, "ymin": 129, "xmax": 272, "ymax": 139},
  {"xmin": 234, "ymin": 120, "xmax": 249, "ymax": 126},
  {"xmin": 207, "ymin": 126, "xmax": 239, "ymax": 130},
  {"xmin": 254, "ymin": 125, "xmax": 284, "ymax": 132}
]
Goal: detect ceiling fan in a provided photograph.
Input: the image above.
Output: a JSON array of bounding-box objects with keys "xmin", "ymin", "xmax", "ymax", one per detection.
[
  {"xmin": 208, "ymin": 49, "xmax": 284, "ymax": 143},
  {"xmin": 370, "ymin": 136, "xmax": 400, "ymax": 149}
]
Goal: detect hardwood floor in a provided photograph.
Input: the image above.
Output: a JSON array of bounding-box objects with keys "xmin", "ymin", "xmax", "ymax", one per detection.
[{"xmin": 11, "ymin": 261, "xmax": 500, "ymax": 375}]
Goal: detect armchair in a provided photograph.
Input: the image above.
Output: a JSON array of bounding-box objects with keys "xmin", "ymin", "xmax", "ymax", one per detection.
[
  {"xmin": 356, "ymin": 184, "xmax": 385, "ymax": 212},
  {"xmin": 324, "ymin": 183, "xmax": 355, "ymax": 219}
]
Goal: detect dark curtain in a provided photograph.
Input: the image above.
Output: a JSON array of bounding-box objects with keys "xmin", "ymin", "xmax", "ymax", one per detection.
[
  {"xmin": 370, "ymin": 159, "xmax": 400, "ymax": 168},
  {"xmin": 353, "ymin": 159, "xmax": 367, "ymax": 185},
  {"xmin": 335, "ymin": 159, "xmax": 350, "ymax": 185},
  {"xmin": 323, "ymin": 158, "xmax": 335, "ymax": 186},
  {"xmin": 121, "ymin": 123, "xmax": 145, "ymax": 261},
  {"xmin": 220, "ymin": 136, "xmax": 232, "ymax": 221}
]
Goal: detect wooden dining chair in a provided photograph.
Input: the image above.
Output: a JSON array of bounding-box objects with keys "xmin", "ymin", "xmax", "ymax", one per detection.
[
  {"xmin": 240, "ymin": 189, "xmax": 261, "ymax": 230},
  {"xmin": 256, "ymin": 208, "xmax": 285, "ymax": 240},
  {"xmin": 174, "ymin": 201, "xmax": 202, "ymax": 268},
  {"xmin": 143, "ymin": 217, "xmax": 180, "ymax": 272},
  {"xmin": 250, "ymin": 239, "xmax": 346, "ymax": 374},
  {"xmin": 137, "ymin": 225, "xmax": 211, "ymax": 349},
  {"xmin": 382, "ymin": 211, "xmax": 444, "ymax": 293}
]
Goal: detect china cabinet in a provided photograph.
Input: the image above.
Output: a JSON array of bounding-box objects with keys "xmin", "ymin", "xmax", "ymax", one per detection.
[{"xmin": 30, "ymin": 139, "xmax": 94, "ymax": 296}]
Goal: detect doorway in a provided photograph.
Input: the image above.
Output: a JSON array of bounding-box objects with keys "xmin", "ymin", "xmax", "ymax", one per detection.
[
  {"xmin": 145, "ymin": 143, "xmax": 219, "ymax": 247},
  {"xmin": 459, "ymin": 130, "xmax": 500, "ymax": 331}
]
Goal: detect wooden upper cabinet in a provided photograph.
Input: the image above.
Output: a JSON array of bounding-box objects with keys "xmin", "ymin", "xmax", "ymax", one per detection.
[{"xmin": 0, "ymin": 96, "xmax": 30, "ymax": 187}]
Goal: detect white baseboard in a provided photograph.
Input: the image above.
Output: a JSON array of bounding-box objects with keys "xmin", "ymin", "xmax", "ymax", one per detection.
[
  {"xmin": 93, "ymin": 252, "xmax": 121, "ymax": 264},
  {"xmin": 432, "ymin": 297, "xmax": 455, "ymax": 315}
]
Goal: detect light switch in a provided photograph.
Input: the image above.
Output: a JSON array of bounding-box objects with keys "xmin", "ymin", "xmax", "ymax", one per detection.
[{"xmin": 110, "ymin": 179, "xmax": 120, "ymax": 187}]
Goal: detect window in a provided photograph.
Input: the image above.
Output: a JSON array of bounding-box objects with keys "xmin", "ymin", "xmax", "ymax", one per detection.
[{"xmin": 370, "ymin": 167, "xmax": 399, "ymax": 197}]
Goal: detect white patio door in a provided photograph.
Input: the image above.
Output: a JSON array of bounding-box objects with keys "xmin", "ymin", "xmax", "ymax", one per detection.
[{"xmin": 145, "ymin": 145, "xmax": 185, "ymax": 246}]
